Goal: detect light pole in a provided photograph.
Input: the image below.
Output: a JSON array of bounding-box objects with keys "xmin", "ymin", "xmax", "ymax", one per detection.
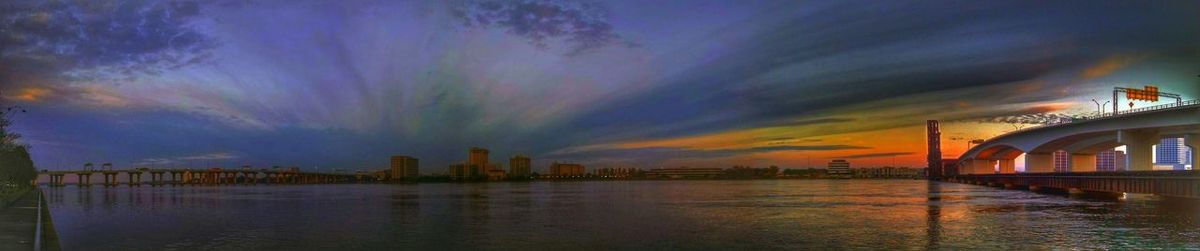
[{"xmin": 1091, "ymin": 99, "xmax": 1109, "ymax": 117}]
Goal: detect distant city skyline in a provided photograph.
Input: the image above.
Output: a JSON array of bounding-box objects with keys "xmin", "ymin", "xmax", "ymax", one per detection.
[{"xmin": 1, "ymin": 1, "xmax": 1198, "ymax": 172}]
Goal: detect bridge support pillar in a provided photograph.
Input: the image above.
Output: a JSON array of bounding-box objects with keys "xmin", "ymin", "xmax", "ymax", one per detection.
[
  {"xmin": 1025, "ymin": 153, "xmax": 1053, "ymax": 173},
  {"xmin": 1070, "ymin": 154, "xmax": 1096, "ymax": 172},
  {"xmin": 1118, "ymin": 129, "xmax": 1158, "ymax": 171},
  {"xmin": 998, "ymin": 159, "xmax": 1016, "ymax": 174}
]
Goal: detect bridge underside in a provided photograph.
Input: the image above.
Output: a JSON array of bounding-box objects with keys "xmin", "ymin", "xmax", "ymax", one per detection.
[
  {"xmin": 953, "ymin": 171, "xmax": 1200, "ymax": 199},
  {"xmin": 960, "ymin": 124, "xmax": 1200, "ymax": 174}
]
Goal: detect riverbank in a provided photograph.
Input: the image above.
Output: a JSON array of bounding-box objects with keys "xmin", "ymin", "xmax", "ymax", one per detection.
[{"xmin": 0, "ymin": 187, "xmax": 60, "ymax": 251}]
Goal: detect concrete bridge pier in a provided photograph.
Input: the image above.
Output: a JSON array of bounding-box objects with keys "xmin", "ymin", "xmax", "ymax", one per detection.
[
  {"xmin": 50, "ymin": 174, "xmax": 67, "ymax": 186},
  {"xmin": 1069, "ymin": 154, "xmax": 1096, "ymax": 172},
  {"xmin": 149, "ymin": 171, "xmax": 164, "ymax": 186},
  {"xmin": 181, "ymin": 171, "xmax": 192, "ymax": 185},
  {"xmin": 102, "ymin": 172, "xmax": 118, "ymax": 187},
  {"xmin": 1118, "ymin": 129, "xmax": 1159, "ymax": 171},
  {"xmin": 126, "ymin": 172, "xmax": 142, "ymax": 187},
  {"xmin": 243, "ymin": 172, "xmax": 257, "ymax": 185},
  {"xmin": 1025, "ymin": 153, "xmax": 1053, "ymax": 173},
  {"xmin": 998, "ymin": 159, "xmax": 1016, "ymax": 174},
  {"xmin": 76, "ymin": 173, "xmax": 91, "ymax": 186}
]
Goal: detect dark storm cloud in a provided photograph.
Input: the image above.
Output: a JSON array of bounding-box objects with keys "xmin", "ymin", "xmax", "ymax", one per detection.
[
  {"xmin": 0, "ymin": 0, "xmax": 214, "ymax": 82},
  {"xmin": 835, "ymin": 152, "xmax": 913, "ymax": 159},
  {"xmin": 544, "ymin": 144, "xmax": 869, "ymax": 163},
  {"xmin": 546, "ymin": 0, "xmax": 1199, "ymax": 148},
  {"xmin": 768, "ymin": 117, "xmax": 855, "ymax": 128},
  {"xmin": 452, "ymin": 0, "xmax": 633, "ymax": 55}
]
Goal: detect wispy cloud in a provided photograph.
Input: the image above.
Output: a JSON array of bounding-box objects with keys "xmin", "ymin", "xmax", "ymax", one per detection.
[
  {"xmin": 179, "ymin": 152, "xmax": 238, "ymax": 160},
  {"xmin": 1079, "ymin": 54, "xmax": 1146, "ymax": 80},
  {"xmin": 835, "ymin": 152, "xmax": 913, "ymax": 159},
  {"xmin": 134, "ymin": 152, "xmax": 238, "ymax": 166}
]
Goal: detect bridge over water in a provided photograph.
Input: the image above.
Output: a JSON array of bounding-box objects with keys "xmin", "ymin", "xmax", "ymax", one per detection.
[
  {"xmin": 39, "ymin": 167, "xmax": 375, "ymax": 187},
  {"xmin": 954, "ymin": 100, "xmax": 1200, "ymax": 199}
]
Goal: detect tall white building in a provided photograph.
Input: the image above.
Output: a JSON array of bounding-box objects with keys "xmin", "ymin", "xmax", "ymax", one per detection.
[
  {"xmin": 1156, "ymin": 138, "xmax": 1187, "ymax": 170},
  {"xmin": 1053, "ymin": 150, "xmax": 1069, "ymax": 172}
]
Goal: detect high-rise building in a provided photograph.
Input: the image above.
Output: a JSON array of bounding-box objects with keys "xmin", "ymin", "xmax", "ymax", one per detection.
[
  {"xmin": 1097, "ymin": 150, "xmax": 1116, "ymax": 172},
  {"xmin": 1156, "ymin": 138, "xmax": 1186, "ymax": 170},
  {"xmin": 468, "ymin": 147, "xmax": 489, "ymax": 168},
  {"xmin": 827, "ymin": 159, "xmax": 851, "ymax": 177},
  {"xmin": 509, "ymin": 154, "xmax": 531, "ymax": 177},
  {"xmin": 389, "ymin": 155, "xmax": 419, "ymax": 180},
  {"xmin": 926, "ymin": 120, "xmax": 943, "ymax": 179},
  {"xmin": 547, "ymin": 162, "xmax": 585, "ymax": 177},
  {"xmin": 1053, "ymin": 150, "xmax": 1069, "ymax": 172}
]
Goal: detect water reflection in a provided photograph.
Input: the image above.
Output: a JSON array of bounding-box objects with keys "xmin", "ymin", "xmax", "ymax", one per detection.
[
  {"xmin": 926, "ymin": 181, "xmax": 941, "ymax": 250},
  {"xmin": 41, "ymin": 180, "xmax": 1200, "ymax": 250}
]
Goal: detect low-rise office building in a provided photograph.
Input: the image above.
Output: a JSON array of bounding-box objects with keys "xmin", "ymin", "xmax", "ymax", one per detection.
[{"xmin": 645, "ymin": 167, "xmax": 724, "ymax": 179}]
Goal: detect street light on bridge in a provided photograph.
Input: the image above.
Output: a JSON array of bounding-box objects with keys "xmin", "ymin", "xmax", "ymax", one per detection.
[{"xmin": 1091, "ymin": 99, "xmax": 1109, "ymax": 116}]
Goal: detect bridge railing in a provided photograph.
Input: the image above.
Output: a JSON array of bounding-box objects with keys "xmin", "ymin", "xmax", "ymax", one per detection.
[
  {"xmin": 1078, "ymin": 99, "xmax": 1200, "ymax": 120},
  {"xmin": 982, "ymin": 99, "xmax": 1200, "ymax": 142}
]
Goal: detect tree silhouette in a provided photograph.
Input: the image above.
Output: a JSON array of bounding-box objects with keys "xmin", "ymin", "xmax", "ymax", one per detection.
[{"xmin": 0, "ymin": 93, "xmax": 35, "ymax": 187}]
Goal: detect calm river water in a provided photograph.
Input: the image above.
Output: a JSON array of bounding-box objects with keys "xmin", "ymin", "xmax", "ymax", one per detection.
[{"xmin": 42, "ymin": 180, "xmax": 1200, "ymax": 250}]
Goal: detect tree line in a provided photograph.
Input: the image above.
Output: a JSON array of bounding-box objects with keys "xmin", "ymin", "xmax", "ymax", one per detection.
[{"xmin": 0, "ymin": 101, "xmax": 35, "ymax": 188}]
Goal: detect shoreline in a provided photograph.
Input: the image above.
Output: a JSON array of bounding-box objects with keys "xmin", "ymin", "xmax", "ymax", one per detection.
[{"xmin": 0, "ymin": 187, "xmax": 60, "ymax": 251}]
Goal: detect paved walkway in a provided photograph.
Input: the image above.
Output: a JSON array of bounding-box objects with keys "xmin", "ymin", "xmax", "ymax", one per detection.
[{"xmin": 0, "ymin": 188, "xmax": 38, "ymax": 250}]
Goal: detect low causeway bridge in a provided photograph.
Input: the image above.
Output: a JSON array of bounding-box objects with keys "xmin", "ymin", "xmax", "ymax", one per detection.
[{"xmin": 39, "ymin": 167, "xmax": 372, "ymax": 187}]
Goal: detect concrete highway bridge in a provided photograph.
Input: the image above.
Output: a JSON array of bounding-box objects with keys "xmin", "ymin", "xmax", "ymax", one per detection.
[
  {"xmin": 954, "ymin": 100, "xmax": 1200, "ymax": 198},
  {"xmin": 39, "ymin": 167, "xmax": 376, "ymax": 187}
]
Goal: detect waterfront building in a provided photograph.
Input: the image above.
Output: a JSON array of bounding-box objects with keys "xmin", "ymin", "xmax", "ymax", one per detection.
[
  {"xmin": 723, "ymin": 165, "xmax": 780, "ymax": 178},
  {"xmin": 509, "ymin": 155, "xmax": 531, "ymax": 178},
  {"xmin": 781, "ymin": 168, "xmax": 827, "ymax": 178},
  {"xmin": 1156, "ymin": 138, "xmax": 1187, "ymax": 170},
  {"xmin": 389, "ymin": 155, "xmax": 419, "ymax": 180},
  {"xmin": 1053, "ymin": 150, "xmax": 1069, "ymax": 172},
  {"xmin": 645, "ymin": 167, "xmax": 724, "ymax": 179},
  {"xmin": 592, "ymin": 167, "xmax": 640, "ymax": 178},
  {"xmin": 486, "ymin": 168, "xmax": 506, "ymax": 181},
  {"xmin": 827, "ymin": 160, "xmax": 851, "ymax": 177},
  {"xmin": 547, "ymin": 162, "xmax": 585, "ymax": 177},
  {"xmin": 469, "ymin": 147, "xmax": 489, "ymax": 168},
  {"xmin": 1097, "ymin": 150, "xmax": 1116, "ymax": 172},
  {"xmin": 852, "ymin": 167, "xmax": 923, "ymax": 179}
]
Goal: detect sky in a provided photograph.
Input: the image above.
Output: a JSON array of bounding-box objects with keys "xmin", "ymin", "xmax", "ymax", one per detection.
[{"xmin": 1, "ymin": 0, "xmax": 1197, "ymax": 173}]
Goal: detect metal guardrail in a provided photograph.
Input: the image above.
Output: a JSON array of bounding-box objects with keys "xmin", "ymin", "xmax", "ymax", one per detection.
[
  {"xmin": 1083, "ymin": 99, "xmax": 1200, "ymax": 119},
  {"xmin": 983, "ymin": 99, "xmax": 1200, "ymax": 142},
  {"xmin": 33, "ymin": 189, "xmax": 41, "ymax": 251}
]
